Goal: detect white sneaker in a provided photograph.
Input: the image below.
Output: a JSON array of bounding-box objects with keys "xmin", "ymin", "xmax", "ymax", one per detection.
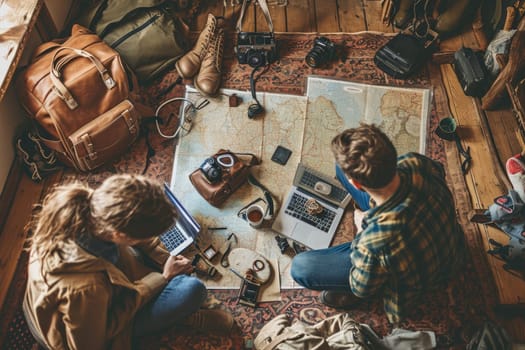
[{"xmin": 506, "ymin": 154, "xmax": 525, "ymax": 202}]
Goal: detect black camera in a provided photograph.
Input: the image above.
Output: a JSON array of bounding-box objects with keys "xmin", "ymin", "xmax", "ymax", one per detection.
[
  {"xmin": 235, "ymin": 32, "xmax": 278, "ymax": 68},
  {"xmin": 199, "ymin": 157, "xmax": 222, "ymax": 183},
  {"xmin": 305, "ymin": 36, "xmax": 336, "ymax": 68}
]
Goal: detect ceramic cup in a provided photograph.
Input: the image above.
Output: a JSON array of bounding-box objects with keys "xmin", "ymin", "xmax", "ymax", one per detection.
[{"xmin": 246, "ymin": 204, "xmax": 265, "ymax": 228}]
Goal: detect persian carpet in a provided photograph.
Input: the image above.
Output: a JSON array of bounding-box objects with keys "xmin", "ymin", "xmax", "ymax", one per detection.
[{"xmin": 0, "ymin": 33, "xmax": 499, "ymax": 350}]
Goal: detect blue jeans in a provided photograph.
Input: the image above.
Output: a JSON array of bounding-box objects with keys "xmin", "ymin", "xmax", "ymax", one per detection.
[
  {"xmin": 290, "ymin": 165, "xmax": 370, "ymax": 291},
  {"xmin": 291, "ymin": 242, "xmax": 353, "ymax": 290},
  {"xmin": 133, "ymin": 274, "xmax": 207, "ymax": 336}
]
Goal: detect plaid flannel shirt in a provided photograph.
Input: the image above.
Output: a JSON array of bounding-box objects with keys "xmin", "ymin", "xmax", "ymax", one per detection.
[{"xmin": 349, "ymin": 152, "xmax": 466, "ymax": 323}]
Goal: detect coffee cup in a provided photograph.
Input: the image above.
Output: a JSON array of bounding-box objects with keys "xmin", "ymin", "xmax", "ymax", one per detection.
[{"xmin": 246, "ymin": 204, "xmax": 265, "ymax": 228}]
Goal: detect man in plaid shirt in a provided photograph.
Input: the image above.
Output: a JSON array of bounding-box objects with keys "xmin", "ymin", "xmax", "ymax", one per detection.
[{"xmin": 291, "ymin": 124, "xmax": 466, "ymax": 323}]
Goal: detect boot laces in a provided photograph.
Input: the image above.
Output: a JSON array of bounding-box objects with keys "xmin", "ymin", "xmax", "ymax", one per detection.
[
  {"xmin": 198, "ymin": 17, "xmax": 217, "ymax": 53},
  {"xmin": 211, "ymin": 30, "xmax": 224, "ymax": 69}
]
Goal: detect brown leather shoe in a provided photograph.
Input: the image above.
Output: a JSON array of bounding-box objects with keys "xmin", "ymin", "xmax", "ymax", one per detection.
[
  {"xmin": 175, "ymin": 13, "xmax": 217, "ymax": 79},
  {"xmin": 319, "ymin": 290, "xmax": 361, "ymax": 309},
  {"xmin": 194, "ymin": 27, "xmax": 224, "ymax": 97},
  {"xmin": 182, "ymin": 308, "xmax": 235, "ymax": 334},
  {"xmin": 393, "ymin": 0, "xmax": 415, "ymax": 29}
]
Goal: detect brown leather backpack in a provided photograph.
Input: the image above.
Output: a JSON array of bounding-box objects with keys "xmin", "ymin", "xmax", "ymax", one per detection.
[{"xmin": 17, "ymin": 24, "xmax": 147, "ymax": 172}]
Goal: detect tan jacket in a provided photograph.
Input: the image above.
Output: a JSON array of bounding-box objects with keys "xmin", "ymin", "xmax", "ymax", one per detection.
[{"xmin": 24, "ymin": 237, "xmax": 170, "ymax": 350}]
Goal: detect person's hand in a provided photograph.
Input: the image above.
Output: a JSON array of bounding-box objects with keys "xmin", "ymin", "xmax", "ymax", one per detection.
[
  {"xmin": 353, "ymin": 209, "xmax": 365, "ymax": 233},
  {"xmin": 162, "ymin": 255, "xmax": 194, "ymax": 280}
]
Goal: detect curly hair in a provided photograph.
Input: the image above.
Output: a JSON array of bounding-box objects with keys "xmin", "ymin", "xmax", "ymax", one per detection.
[
  {"xmin": 28, "ymin": 174, "xmax": 176, "ymax": 261},
  {"xmin": 331, "ymin": 124, "xmax": 398, "ymax": 189}
]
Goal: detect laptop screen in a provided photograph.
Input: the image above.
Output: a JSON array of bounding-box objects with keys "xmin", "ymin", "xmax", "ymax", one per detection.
[{"xmin": 163, "ymin": 183, "xmax": 200, "ymax": 238}]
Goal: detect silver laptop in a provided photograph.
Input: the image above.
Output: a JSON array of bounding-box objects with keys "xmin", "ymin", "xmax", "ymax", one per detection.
[
  {"xmin": 160, "ymin": 183, "xmax": 200, "ymax": 256},
  {"xmin": 271, "ymin": 163, "xmax": 352, "ymax": 250}
]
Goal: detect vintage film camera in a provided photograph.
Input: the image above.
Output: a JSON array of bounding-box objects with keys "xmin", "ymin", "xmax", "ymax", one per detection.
[
  {"xmin": 305, "ymin": 36, "xmax": 336, "ymax": 68},
  {"xmin": 199, "ymin": 157, "xmax": 222, "ymax": 183},
  {"xmin": 235, "ymin": 0, "xmax": 278, "ymax": 68},
  {"xmin": 236, "ymin": 32, "xmax": 278, "ymax": 68}
]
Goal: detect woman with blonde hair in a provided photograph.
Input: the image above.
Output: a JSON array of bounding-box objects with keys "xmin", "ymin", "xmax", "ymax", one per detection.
[{"xmin": 24, "ymin": 174, "xmax": 233, "ymax": 350}]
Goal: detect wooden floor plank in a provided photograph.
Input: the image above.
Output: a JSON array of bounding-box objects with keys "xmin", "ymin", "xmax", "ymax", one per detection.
[
  {"xmin": 253, "ymin": 3, "xmax": 285, "ymax": 32},
  {"xmin": 285, "ymin": 0, "xmax": 316, "ymax": 32},
  {"xmin": 224, "ymin": 3, "xmax": 243, "ymax": 32},
  {"xmin": 242, "ymin": 1, "xmax": 257, "ymax": 32},
  {"xmin": 0, "ymin": 171, "xmax": 57, "ymax": 309},
  {"xmin": 194, "ymin": 2, "xmax": 225, "ymax": 31},
  {"xmin": 268, "ymin": 4, "xmax": 287, "ymax": 32},
  {"xmin": 337, "ymin": 0, "xmax": 367, "ymax": 33},
  {"xmin": 441, "ymin": 64, "xmax": 525, "ymax": 302},
  {"xmin": 429, "ymin": 64, "xmax": 525, "ymax": 342},
  {"xmin": 485, "ymin": 108, "xmax": 522, "ymax": 166},
  {"xmin": 314, "ymin": 0, "xmax": 339, "ymax": 33},
  {"xmin": 363, "ymin": 0, "xmax": 393, "ymax": 33}
]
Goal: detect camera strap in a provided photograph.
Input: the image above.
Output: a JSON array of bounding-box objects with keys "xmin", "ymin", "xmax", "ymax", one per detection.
[
  {"xmin": 248, "ymin": 65, "xmax": 267, "ymax": 118},
  {"xmin": 236, "ymin": 0, "xmax": 274, "ymax": 33},
  {"xmin": 247, "ymin": 174, "xmax": 275, "ymax": 219}
]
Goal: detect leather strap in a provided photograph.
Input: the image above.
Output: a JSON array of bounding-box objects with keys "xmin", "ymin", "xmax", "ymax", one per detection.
[
  {"xmin": 248, "ymin": 174, "xmax": 274, "ymax": 218},
  {"xmin": 50, "ymin": 47, "xmax": 116, "ymax": 110},
  {"xmin": 236, "ymin": 0, "xmax": 274, "ymax": 33}
]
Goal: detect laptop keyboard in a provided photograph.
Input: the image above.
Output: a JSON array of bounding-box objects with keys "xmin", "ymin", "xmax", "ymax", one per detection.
[
  {"xmin": 160, "ymin": 224, "xmax": 186, "ymax": 252},
  {"xmin": 285, "ymin": 192, "xmax": 336, "ymax": 232},
  {"xmin": 299, "ymin": 168, "xmax": 348, "ymax": 203}
]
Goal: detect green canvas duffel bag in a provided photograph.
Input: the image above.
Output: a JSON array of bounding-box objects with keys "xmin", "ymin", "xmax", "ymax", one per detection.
[{"xmin": 79, "ymin": 0, "xmax": 189, "ymax": 82}]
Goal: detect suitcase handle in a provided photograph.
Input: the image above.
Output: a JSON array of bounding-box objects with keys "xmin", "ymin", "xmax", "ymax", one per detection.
[{"xmin": 49, "ymin": 47, "xmax": 116, "ymax": 110}]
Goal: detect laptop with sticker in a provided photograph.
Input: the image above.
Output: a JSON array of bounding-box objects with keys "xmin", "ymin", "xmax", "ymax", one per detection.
[
  {"xmin": 271, "ymin": 163, "xmax": 351, "ymax": 249},
  {"xmin": 160, "ymin": 183, "xmax": 200, "ymax": 256}
]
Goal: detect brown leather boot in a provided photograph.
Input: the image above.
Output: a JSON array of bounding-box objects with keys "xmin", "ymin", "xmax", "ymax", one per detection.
[
  {"xmin": 175, "ymin": 13, "xmax": 217, "ymax": 79},
  {"xmin": 194, "ymin": 27, "xmax": 224, "ymax": 97}
]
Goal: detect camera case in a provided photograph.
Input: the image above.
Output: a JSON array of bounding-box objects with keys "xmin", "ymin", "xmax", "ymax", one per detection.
[
  {"xmin": 453, "ymin": 47, "xmax": 489, "ymax": 97},
  {"xmin": 374, "ymin": 33, "xmax": 432, "ymax": 79},
  {"xmin": 236, "ymin": 31, "xmax": 278, "ymax": 68},
  {"xmin": 189, "ymin": 150, "xmax": 260, "ymax": 207},
  {"xmin": 235, "ymin": 0, "xmax": 278, "ymax": 68}
]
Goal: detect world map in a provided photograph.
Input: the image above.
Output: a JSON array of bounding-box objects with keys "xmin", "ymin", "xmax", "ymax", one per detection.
[
  {"xmin": 302, "ymin": 76, "xmax": 431, "ymax": 177},
  {"xmin": 171, "ymin": 78, "xmax": 431, "ymax": 289},
  {"xmin": 171, "ymin": 87, "xmax": 306, "ymax": 289}
]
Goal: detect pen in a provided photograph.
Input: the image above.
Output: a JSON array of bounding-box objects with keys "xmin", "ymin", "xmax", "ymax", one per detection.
[{"xmin": 208, "ymin": 226, "xmax": 227, "ymax": 230}]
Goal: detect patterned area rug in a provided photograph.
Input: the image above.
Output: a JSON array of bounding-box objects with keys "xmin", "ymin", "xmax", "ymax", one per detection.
[{"xmin": 0, "ymin": 33, "xmax": 498, "ymax": 349}]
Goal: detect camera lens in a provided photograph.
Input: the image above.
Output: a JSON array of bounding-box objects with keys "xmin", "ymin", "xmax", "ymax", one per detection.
[
  {"xmin": 208, "ymin": 167, "xmax": 220, "ymax": 181},
  {"xmin": 305, "ymin": 52, "xmax": 321, "ymax": 68},
  {"xmin": 247, "ymin": 51, "xmax": 264, "ymax": 68}
]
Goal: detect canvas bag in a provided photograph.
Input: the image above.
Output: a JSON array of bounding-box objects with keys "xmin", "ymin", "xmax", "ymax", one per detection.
[
  {"xmin": 189, "ymin": 150, "xmax": 260, "ymax": 207},
  {"xmin": 17, "ymin": 24, "xmax": 144, "ymax": 172},
  {"xmin": 254, "ymin": 314, "xmax": 373, "ymax": 350},
  {"xmin": 79, "ymin": 0, "xmax": 189, "ymax": 82}
]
